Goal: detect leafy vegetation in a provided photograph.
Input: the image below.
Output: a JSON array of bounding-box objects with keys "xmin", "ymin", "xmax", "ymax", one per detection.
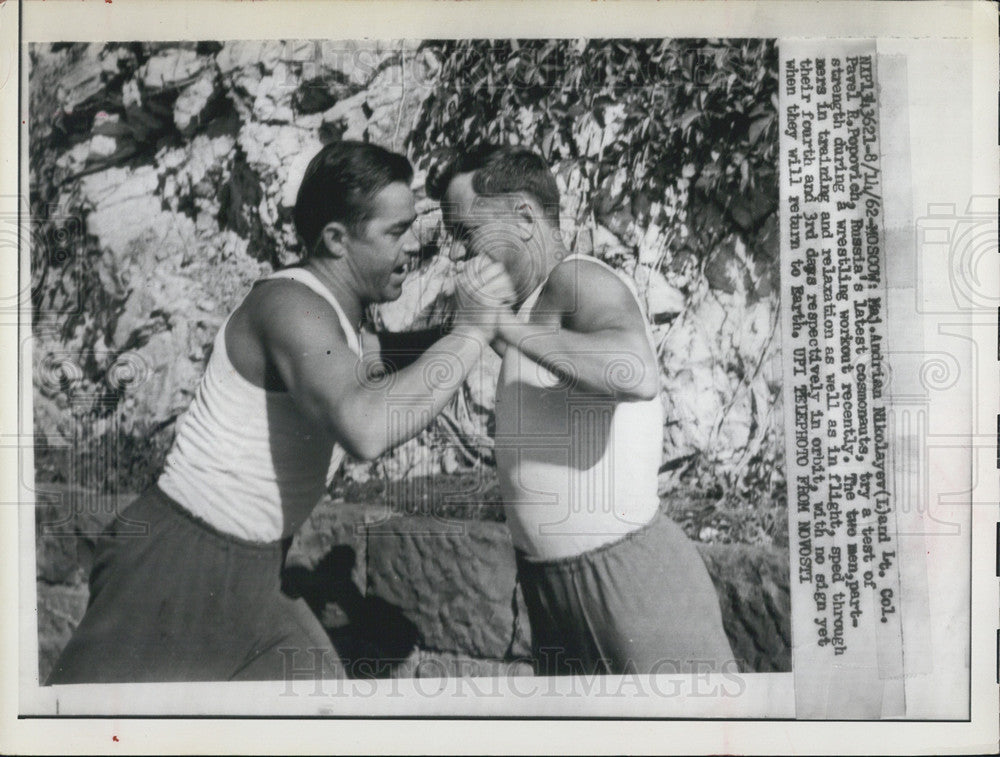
[{"xmin": 408, "ymin": 39, "xmax": 779, "ymax": 273}]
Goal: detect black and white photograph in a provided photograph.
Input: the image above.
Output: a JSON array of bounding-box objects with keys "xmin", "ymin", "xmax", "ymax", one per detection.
[
  {"xmin": 2, "ymin": 0, "xmax": 997, "ymax": 753},
  {"xmin": 28, "ymin": 32, "xmax": 788, "ymax": 687}
]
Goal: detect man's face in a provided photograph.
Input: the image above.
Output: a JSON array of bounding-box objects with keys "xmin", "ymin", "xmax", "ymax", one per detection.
[
  {"xmin": 344, "ymin": 181, "xmax": 419, "ymax": 303},
  {"xmin": 441, "ymin": 173, "xmax": 541, "ymax": 297}
]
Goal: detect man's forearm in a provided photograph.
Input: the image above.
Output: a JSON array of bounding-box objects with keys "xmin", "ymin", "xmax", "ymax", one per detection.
[
  {"xmin": 345, "ymin": 327, "xmax": 489, "ymax": 459},
  {"xmin": 497, "ymin": 322, "xmax": 659, "ymax": 400}
]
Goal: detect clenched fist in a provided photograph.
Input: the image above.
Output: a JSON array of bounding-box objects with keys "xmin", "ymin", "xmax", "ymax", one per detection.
[{"xmin": 452, "ymin": 256, "xmax": 517, "ymax": 341}]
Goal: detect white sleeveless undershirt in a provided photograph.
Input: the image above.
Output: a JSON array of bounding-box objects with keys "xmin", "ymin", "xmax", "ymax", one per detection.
[
  {"xmin": 158, "ymin": 268, "xmax": 361, "ymax": 542},
  {"xmin": 494, "ymin": 255, "xmax": 664, "ymax": 560}
]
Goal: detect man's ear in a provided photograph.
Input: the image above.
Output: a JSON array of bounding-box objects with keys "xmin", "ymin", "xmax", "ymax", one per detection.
[
  {"xmin": 319, "ymin": 221, "xmax": 349, "ymax": 258},
  {"xmin": 514, "ymin": 197, "xmax": 536, "ymax": 241}
]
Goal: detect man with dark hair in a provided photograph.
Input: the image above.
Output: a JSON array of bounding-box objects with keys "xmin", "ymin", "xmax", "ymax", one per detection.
[
  {"xmin": 48, "ymin": 141, "xmax": 515, "ymax": 684},
  {"xmin": 429, "ymin": 144, "xmax": 735, "ymax": 676},
  {"xmin": 427, "ymin": 144, "xmax": 562, "ymax": 225}
]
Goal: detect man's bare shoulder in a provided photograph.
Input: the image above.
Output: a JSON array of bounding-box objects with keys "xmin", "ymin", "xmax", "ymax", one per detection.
[
  {"xmin": 541, "ymin": 256, "xmax": 637, "ymax": 316},
  {"xmin": 241, "ymin": 277, "xmax": 351, "ymax": 349}
]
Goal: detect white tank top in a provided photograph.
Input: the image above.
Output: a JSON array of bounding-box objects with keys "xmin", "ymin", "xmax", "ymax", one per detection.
[
  {"xmin": 158, "ymin": 268, "xmax": 361, "ymax": 542},
  {"xmin": 494, "ymin": 255, "xmax": 664, "ymax": 560}
]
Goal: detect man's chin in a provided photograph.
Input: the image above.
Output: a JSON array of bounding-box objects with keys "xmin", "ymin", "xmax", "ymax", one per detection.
[{"xmin": 380, "ymin": 281, "xmax": 407, "ymax": 302}]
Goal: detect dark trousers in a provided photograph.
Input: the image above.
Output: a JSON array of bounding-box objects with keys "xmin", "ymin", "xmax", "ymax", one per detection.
[
  {"xmin": 516, "ymin": 510, "xmax": 735, "ymax": 676},
  {"xmin": 47, "ymin": 486, "xmax": 342, "ymax": 684}
]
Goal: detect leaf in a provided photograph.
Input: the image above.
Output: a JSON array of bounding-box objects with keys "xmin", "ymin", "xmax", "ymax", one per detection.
[
  {"xmin": 679, "ymin": 109, "xmax": 700, "ymax": 131},
  {"xmin": 748, "ymin": 115, "xmax": 771, "ymax": 145},
  {"xmin": 541, "ymin": 129, "xmax": 556, "ymax": 160}
]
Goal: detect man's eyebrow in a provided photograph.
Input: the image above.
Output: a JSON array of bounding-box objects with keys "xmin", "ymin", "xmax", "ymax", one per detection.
[{"xmin": 390, "ymin": 215, "xmax": 418, "ymax": 230}]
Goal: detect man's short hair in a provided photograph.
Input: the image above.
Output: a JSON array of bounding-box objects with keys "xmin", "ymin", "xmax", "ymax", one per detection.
[
  {"xmin": 426, "ymin": 145, "xmax": 561, "ymax": 225},
  {"xmin": 294, "ymin": 140, "xmax": 413, "ymax": 253}
]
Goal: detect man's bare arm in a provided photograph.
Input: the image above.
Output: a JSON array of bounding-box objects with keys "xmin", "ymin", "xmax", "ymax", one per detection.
[
  {"xmin": 496, "ymin": 260, "xmax": 660, "ymax": 401},
  {"xmin": 256, "ymin": 265, "xmax": 510, "ymax": 460}
]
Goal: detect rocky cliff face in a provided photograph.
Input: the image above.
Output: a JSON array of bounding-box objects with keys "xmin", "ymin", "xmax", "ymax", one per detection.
[{"xmin": 30, "ymin": 41, "xmax": 785, "ymax": 545}]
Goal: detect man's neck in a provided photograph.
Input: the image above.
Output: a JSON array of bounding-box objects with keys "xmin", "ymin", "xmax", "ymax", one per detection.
[
  {"xmin": 300, "ymin": 257, "xmax": 366, "ymax": 333},
  {"xmin": 517, "ymin": 237, "xmax": 571, "ymax": 306}
]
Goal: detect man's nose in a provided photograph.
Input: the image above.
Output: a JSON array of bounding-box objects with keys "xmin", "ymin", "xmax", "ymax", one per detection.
[{"xmin": 401, "ymin": 226, "xmax": 421, "ymax": 255}]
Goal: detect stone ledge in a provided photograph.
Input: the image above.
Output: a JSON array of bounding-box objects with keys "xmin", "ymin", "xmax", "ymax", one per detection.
[
  {"xmin": 36, "ymin": 581, "xmax": 91, "ymax": 684},
  {"xmin": 294, "ymin": 502, "xmax": 790, "ymax": 673},
  {"xmin": 35, "ymin": 489, "xmax": 790, "ymax": 679},
  {"xmin": 364, "ymin": 515, "xmax": 531, "ymax": 661},
  {"xmin": 697, "ymin": 543, "xmax": 791, "ymax": 673}
]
